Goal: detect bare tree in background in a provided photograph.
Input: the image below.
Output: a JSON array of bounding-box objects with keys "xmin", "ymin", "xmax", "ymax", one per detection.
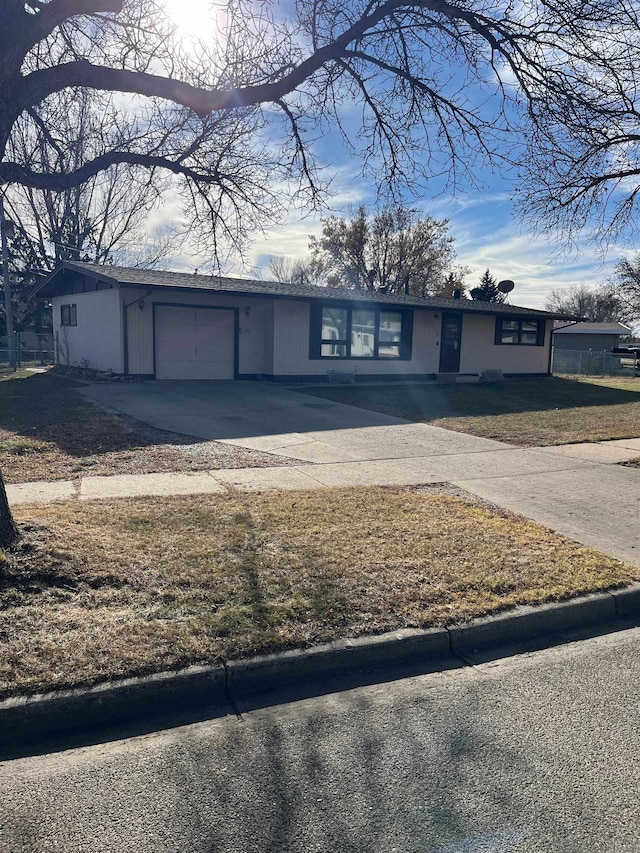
[
  {"xmin": 431, "ymin": 269, "xmax": 470, "ymax": 299},
  {"xmin": 544, "ymin": 285, "xmax": 627, "ymax": 324},
  {"xmin": 0, "ymin": 0, "xmax": 635, "ymax": 252},
  {"xmin": 309, "ymin": 207, "xmax": 456, "ymax": 295},
  {"xmin": 5, "ymin": 90, "xmax": 174, "ymax": 268},
  {"xmin": 1, "ymin": 90, "xmax": 177, "ymax": 335},
  {"xmin": 608, "ymin": 256, "xmax": 640, "ymax": 324},
  {"xmin": 0, "ymin": 0, "xmax": 637, "ymax": 545},
  {"xmin": 265, "ymin": 255, "xmax": 324, "ymax": 287},
  {"xmin": 517, "ymin": 2, "xmax": 640, "ymax": 248}
]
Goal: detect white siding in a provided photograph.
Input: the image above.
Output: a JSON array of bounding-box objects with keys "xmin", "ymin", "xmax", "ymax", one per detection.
[
  {"xmin": 459, "ymin": 315, "xmax": 552, "ymax": 374},
  {"xmin": 52, "ymin": 289, "xmax": 123, "ymax": 372},
  {"xmin": 272, "ymin": 300, "xmax": 441, "ymax": 377},
  {"xmin": 263, "ymin": 301, "xmax": 275, "ymax": 375},
  {"xmin": 272, "ymin": 300, "xmax": 308, "ymax": 375},
  {"xmin": 53, "ymin": 283, "xmax": 551, "ymax": 380}
]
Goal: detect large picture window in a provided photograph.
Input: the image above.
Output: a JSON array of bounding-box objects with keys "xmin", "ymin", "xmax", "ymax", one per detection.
[
  {"xmin": 311, "ymin": 304, "xmax": 412, "ymax": 359},
  {"xmin": 495, "ymin": 317, "xmax": 544, "ymax": 346},
  {"xmin": 60, "ymin": 303, "xmax": 77, "ymax": 326}
]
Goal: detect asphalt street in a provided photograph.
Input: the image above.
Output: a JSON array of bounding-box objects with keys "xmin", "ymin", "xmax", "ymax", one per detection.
[{"xmin": 1, "ymin": 626, "xmax": 639, "ymax": 852}]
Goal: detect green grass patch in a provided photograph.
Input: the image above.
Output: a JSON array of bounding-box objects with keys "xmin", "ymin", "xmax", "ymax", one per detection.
[
  {"xmin": 1, "ymin": 486, "xmax": 636, "ymax": 698},
  {"xmin": 303, "ymin": 376, "xmax": 640, "ymax": 445}
]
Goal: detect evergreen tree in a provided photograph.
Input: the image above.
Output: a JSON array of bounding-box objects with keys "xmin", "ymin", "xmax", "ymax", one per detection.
[{"xmin": 470, "ymin": 269, "xmax": 505, "ymax": 303}]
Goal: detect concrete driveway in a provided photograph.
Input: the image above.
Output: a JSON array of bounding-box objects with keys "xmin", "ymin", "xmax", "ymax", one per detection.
[
  {"xmin": 66, "ymin": 380, "xmax": 640, "ymax": 566},
  {"xmin": 79, "ymin": 380, "xmax": 506, "ymax": 464}
]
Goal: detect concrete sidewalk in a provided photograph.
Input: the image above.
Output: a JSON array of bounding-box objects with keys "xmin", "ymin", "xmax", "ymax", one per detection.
[{"xmin": 7, "ymin": 436, "xmax": 640, "ymax": 566}]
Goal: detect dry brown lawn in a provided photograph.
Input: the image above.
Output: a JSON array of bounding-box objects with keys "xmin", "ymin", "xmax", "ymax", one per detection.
[
  {"xmin": 0, "ymin": 370, "xmax": 299, "ymax": 483},
  {"xmin": 304, "ymin": 376, "xmax": 640, "ymax": 446},
  {"xmin": 1, "ymin": 486, "xmax": 635, "ymax": 698}
]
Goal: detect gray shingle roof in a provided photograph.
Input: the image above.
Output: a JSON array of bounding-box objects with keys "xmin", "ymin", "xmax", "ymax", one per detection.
[
  {"xmin": 553, "ymin": 321, "xmax": 632, "ymax": 334},
  {"xmin": 39, "ymin": 261, "xmax": 572, "ymax": 319}
]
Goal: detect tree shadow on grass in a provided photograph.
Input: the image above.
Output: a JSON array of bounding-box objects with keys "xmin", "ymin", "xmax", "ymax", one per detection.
[
  {"xmin": 0, "ymin": 372, "xmax": 203, "ymax": 457},
  {"xmin": 230, "ymin": 506, "xmax": 349, "ymax": 656},
  {"xmin": 0, "ymin": 523, "xmax": 127, "ymax": 606}
]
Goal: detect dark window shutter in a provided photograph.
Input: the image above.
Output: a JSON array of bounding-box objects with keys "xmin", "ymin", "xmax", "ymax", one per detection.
[
  {"xmin": 536, "ymin": 319, "xmax": 545, "ymax": 346},
  {"xmin": 494, "ymin": 317, "xmax": 503, "ymax": 346}
]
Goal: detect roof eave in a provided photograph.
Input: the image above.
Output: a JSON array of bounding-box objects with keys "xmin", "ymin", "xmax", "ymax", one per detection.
[
  {"xmin": 30, "ymin": 260, "xmax": 121, "ymax": 299},
  {"xmin": 33, "ymin": 262, "xmax": 576, "ymax": 319}
]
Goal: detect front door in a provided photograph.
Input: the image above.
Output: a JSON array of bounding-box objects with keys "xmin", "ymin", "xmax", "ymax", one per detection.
[{"xmin": 439, "ymin": 313, "xmax": 462, "ymax": 373}]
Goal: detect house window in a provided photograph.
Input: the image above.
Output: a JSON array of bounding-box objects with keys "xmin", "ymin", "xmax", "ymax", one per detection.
[
  {"xmin": 311, "ymin": 304, "xmax": 412, "ymax": 359},
  {"xmin": 379, "ymin": 311, "xmax": 403, "ymax": 358},
  {"xmin": 321, "ymin": 306, "xmax": 348, "ymax": 357},
  {"xmin": 495, "ymin": 317, "xmax": 544, "ymax": 346},
  {"xmin": 351, "ymin": 309, "xmax": 376, "ymax": 357},
  {"xmin": 60, "ymin": 304, "xmax": 77, "ymax": 326}
]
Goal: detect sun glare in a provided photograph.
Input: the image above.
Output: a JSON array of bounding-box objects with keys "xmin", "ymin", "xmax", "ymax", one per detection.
[{"xmin": 163, "ymin": 0, "xmax": 221, "ymax": 42}]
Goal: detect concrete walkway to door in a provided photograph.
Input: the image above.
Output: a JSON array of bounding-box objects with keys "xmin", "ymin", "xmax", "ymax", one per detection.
[{"xmin": 8, "ymin": 381, "xmax": 640, "ymax": 568}]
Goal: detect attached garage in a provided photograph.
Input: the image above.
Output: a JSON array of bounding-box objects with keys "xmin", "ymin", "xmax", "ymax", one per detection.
[
  {"xmin": 38, "ymin": 262, "xmax": 571, "ymax": 382},
  {"xmin": 154, "ymin": 304, "xmax": 237, "ymax": 380}
]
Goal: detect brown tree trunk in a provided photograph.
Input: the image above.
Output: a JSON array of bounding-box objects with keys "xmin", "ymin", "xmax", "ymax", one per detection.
[{"xmin": 0, "ymin": 467, "xmax": 19, "ymax": 549}]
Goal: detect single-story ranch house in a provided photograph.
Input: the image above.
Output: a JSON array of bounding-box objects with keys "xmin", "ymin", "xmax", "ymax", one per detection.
[{"xmin": 36, "ymin": 262, "xmax": 570, "ymax": 382}]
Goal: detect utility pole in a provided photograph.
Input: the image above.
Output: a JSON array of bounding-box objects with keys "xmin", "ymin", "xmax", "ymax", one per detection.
[{"xmin": 0, "ymin": 196, "xmax": 15, "ymax": 370}]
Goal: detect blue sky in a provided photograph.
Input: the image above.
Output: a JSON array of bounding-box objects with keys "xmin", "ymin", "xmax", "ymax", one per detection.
[
  {"xmin": 156, "ymin": 0, "xmax": 631, "ymax": 313},
  {"xmin": 162, "ymin": 150, "xmax": 625, "ymax": 314}
]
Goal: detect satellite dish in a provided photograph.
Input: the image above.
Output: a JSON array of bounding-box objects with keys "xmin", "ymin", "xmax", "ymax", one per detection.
[{"xmin": 498, "ymin": 279, "xmax": 515, "ymax": 294}]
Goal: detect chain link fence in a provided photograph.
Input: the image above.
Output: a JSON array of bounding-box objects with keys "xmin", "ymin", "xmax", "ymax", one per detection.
[
  {"xmin": 552, "ymin": 348, "xmax": 639, "ymax": 377},
  {"xmin": 0, "ymin": 332, "xmax": 54, "ymax": 368}
]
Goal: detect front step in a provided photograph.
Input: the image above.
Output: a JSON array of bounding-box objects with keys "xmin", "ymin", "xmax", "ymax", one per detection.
[{"xmin": 436, "ymin": 373, "xmax": 480, "ymax": 384}]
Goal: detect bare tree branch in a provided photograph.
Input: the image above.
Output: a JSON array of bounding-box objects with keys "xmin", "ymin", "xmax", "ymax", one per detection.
[{"xmin": 0, "ymin": 0, "xmax": 638, "ymax": 248}]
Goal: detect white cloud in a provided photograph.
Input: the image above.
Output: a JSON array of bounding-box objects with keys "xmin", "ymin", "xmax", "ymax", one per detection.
[
  {"xmin": 455, "ymin": 227, "xmax": 616, "ymax": 309},
  {"xmin": 135, "ymin": 160, "xmax": 625, "ymax": 312}
]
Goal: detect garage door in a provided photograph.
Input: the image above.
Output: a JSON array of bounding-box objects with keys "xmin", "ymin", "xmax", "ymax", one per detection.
[{"xmin": 154, "ymin": 305, "xmax": 235, "ymax": 380}]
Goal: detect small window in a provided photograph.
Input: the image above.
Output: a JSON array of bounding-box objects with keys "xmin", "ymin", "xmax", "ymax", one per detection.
[
  {"xmin": 379, "ymin": 311, "xmax": 402, "ymax": 358},
  {"xmin": 495, "ymin": 316, "xmax": 544, "ymax": 346},
  {"xmin": 60, "ymin": 304, "xmax": 77, "ymax": 326}
]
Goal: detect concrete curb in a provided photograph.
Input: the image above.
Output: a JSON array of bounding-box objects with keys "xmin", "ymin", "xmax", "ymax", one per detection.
[
  {"xmin": 1, "ymin": 584, "xmax": 639, "ymax": 752},
  {"xmin": 450, "ymin": 590, "xmax": 617, "ymax": 653},
  {"xmin": 225, "ymin": 626, "xmax": 450, "ymax": 693},
  {"xmin": 0, "ymin": 663, "xmax": 227, "ymax": 751}
]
